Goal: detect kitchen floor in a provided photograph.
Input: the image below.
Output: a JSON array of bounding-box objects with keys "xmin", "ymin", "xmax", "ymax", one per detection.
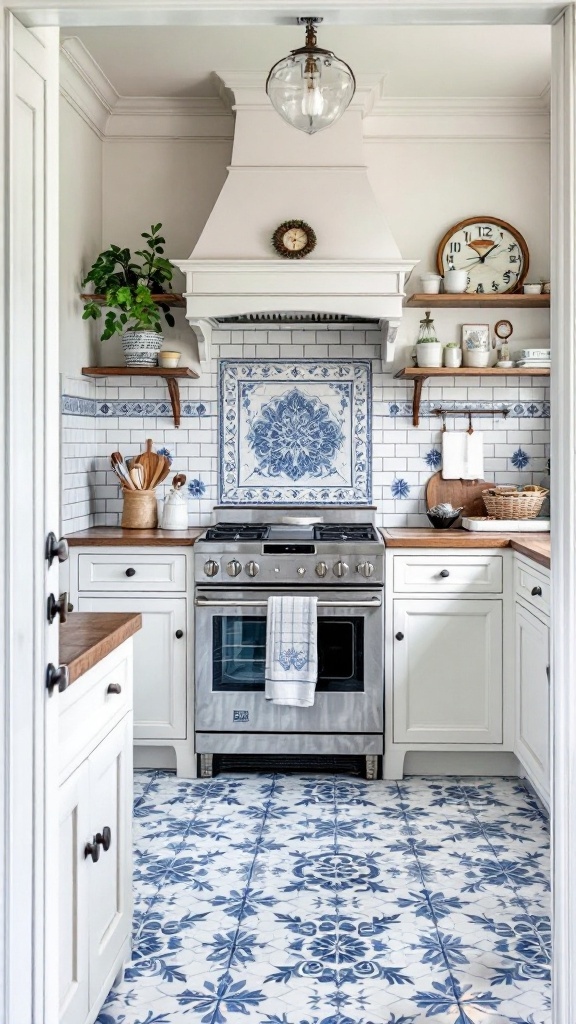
[{"xmin": 97, "ymin": 771, "xmax": 550, "ymax": 1024}]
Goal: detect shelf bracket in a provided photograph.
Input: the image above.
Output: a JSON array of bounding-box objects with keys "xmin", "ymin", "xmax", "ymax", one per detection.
[
  {"xmin": 379, "ymin": 318, "xmax": 401, "ymax": 365},
  {"xmin": 165, "ymin": 377, "xmax": 181, "ymax": 428},
  {"xmin": 412, "ymin": 377, "xmax": 425, "ymax": 427},
  {"xmin": 187, "ymin": 318, "xmax": 216, "ymax": 366}
]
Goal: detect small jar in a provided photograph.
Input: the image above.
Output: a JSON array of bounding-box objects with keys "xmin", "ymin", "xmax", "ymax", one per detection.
[
  {"xmin": 443, "ymin": 269, "xmax": 468, "ymax": 293},
  {"xmin": 444, "ymin": 346, "xmax": 462, "ymax": 368},
  {"xmin": 420, "ymin": 273, "xmax": 442, "ymax": 294}
]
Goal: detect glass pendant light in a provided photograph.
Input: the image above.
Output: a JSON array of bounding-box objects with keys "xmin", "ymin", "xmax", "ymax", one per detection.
[{"xmin": 266, "ymin": 18, "xmax": 356, "ymax": 135}]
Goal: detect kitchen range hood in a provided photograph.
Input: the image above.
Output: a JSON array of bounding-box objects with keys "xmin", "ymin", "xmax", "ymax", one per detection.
[{"xmin": 172, "ymin": 72, "xmax": 418, "ymax": 364}]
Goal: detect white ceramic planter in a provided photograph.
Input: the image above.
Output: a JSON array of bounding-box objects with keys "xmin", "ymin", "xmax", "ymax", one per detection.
[
  {"xmin": 122, "ymin": 331, "xmax": 163, "ymax": 367},
  {"xmin": 463, "ymin": 348, "xmax": 491, "ymax": 368},
  {"xmin": 444, "ymin": 347, "xmax": 463, "ymax": 368},
  {"xmin": 420, "ymin": 274, "xmax": 442, "ymax": 294},
  {"xmin": 416, "ymin": 342, "xmax": 443, "ymax": 368},
  {"xmin": 443, "ymin": 269, "xmax": 468, "ymax": 293},
  {"xmin": 522, "ymin": 283, "xmax": 543, "ymax": 295}
]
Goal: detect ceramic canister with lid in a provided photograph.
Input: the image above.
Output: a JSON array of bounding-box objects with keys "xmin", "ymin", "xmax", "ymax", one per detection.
[{"xmin": 162, "ymin": 474, "xmax": 188, "ymax": 530}]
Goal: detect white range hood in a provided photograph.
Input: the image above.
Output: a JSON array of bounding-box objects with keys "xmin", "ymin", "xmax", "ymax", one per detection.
[{"xmin": 173, "ymin": 72, "xmax": 418, "ymax": 364}]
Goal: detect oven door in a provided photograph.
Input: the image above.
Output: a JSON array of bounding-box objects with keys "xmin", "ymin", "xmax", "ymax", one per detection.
[{"xmin": 194, "ymin": 587, "xmax": 383, "ymax": 734}]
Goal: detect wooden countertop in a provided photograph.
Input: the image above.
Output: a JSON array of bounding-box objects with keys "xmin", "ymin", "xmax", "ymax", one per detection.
[
  {"xmin": 65, "ymin": 527, "xmax": 204, "ymax": 546},
  {"xmin": 60, "ymin": 612, "xmax": 142, "ymax": 684},
  {"xmin": 381, "ymin": 528, "xmax": 550, "ymax": 569}
]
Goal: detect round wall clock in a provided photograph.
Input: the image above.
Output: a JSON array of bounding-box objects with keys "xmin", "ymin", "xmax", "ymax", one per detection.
[
  {"xmin": 436, "ymin": 216, "xmax": 529, "ymax": 294},
  {"xmin": 272, "ymin": 220, "xmax": 317, "ymax": 259}
]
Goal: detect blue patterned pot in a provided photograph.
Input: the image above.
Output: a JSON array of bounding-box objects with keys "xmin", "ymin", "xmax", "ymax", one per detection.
[{"xmin": 122, "ymin": 331, "xmax": 163, "ymax": 367}]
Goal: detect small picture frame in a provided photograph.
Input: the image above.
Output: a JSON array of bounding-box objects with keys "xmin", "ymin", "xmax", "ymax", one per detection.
[{"xmin": 461, "ymin": 323, "xmax": 490, "ymax": 352}]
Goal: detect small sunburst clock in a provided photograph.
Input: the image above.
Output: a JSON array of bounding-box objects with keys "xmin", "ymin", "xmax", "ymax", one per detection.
[{"xmin": 272, "ymin": 220, "xmax": 317, "ymax": 259}]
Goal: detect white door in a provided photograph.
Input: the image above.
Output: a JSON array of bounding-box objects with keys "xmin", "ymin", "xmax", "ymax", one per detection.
[
  {"xmin": 3, "ymin": 17, "xmax": 60, "ymax": 1024},
  {"xmin": 515, "ymin": 603, "xmax": 550, "ymax": 799},
  {"xmin": 58, "ymin": 763, "xmax": 90, "ymax": 1024},
  {"xmin": 88, "ymin": 716, "xmax": 133, "ymax": 1009},
  {"xmin": 78, "ymin": 596, "xmax": 188, "ymax": 740},
  {"xmin": 393, "ymin": 599, "xmax": 503, "ymax": 744}
]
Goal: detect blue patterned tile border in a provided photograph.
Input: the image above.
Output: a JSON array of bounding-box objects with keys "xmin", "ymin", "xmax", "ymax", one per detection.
[
  {"xmin": 61, "ymin": 395, "xmax": 214, "ymax": 418},
  {"xmin": 219, "ymin": 359, "xmax": 372, "ymax": 506},
  {"xmin": 388, "ymin": 400, "xmax": 550, "ymax": 418}
]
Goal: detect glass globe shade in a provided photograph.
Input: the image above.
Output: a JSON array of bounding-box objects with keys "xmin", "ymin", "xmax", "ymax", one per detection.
[{"xmin": 266, "ymin": 49, "xmax": 355, "ymax": 135}]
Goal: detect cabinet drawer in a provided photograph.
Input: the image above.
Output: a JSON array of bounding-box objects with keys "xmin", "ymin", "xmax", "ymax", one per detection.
[
  {"xmin": 393, "ymin": 555, "xmax": 503, "ymax": 594},
  {"xmin": 515, "ymin": 559, "xmax": 550, "ymax": 618},
  {"xmin": 78, "ymin": 553, "xmax": 186, "ymax": 592},
  {"xmin": 59, "ymin": 643, "xmax": 132, "ymax": 781}
]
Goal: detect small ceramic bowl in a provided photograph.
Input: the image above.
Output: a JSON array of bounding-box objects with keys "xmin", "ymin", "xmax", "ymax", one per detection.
[
  {"xmin": 427, "ymin": 511, "xmax": 461, "ymax": 530},
  {"xmin": 159, "ymin": 350, "xmax": 181, "ymax": 368},
  {"xmin": 523, "ymin": 283, "xmax": 543, "ymax": 295}
]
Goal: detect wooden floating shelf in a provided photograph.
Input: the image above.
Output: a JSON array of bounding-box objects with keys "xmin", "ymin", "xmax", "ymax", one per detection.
[
  {"xmin": 80, "ymin": 293, "xmax": 186, "ymax": 307},
  {"xmin": 405, "ymin": 293, "xmax": 550, "ymax": 308},
  {"xmin": 394, "ymin": 366, "xmax": 551, "ymax": 427},
  {"xmin": 82, "ymin": 366, "xmax": 199, "ymax": 428}
]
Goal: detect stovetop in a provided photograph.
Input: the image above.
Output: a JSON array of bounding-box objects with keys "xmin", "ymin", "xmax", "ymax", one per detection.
[{"xmin": 203, "ymin": 523, "xmax": 379, "ymax": 543}]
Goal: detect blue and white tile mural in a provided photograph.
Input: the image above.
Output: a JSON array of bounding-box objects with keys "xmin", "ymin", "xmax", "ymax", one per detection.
[
  {"xmin": 218, "ymin": 360, "xmax": 372, "ymax": 505},
  {"xmin": 97, "ymin": 771, "xmax": 550, "ymax": 1024}
]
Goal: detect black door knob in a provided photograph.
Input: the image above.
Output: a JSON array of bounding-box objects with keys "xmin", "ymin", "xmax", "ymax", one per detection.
[
  {"xmin": 175, "ymin": 629, "xmax": 184, "ymax": 639},
  {"xmin": 97, "ymin": 826, "xmax": 112, "ymax": 852},
  {"xmin": 395, "ymin": 632, "xmax": 404, "ymax": 641},
  {"xmin": 439, "ymin": 569, "xmax": 450, "ymax": 578},
  {"xmin": 47, "ymin": 591, "xmax": 70, "ymax": 624},
  {"xmin": 107, "ymin": 682, "xmax": 122, "ymax": 695},
  {"xmin": 531, "ymin": 586, "xmax": 542, "ymax": 597},
  {"xmin": 45, "ymin": 532, "xmax": 69, "ymax": 566},
  {"xmin": 125, "ymin": 568, "xmax": 136, "ymax": 577},
  {"xmin": 85, "ymin": 837, "xmax": 100, "ymax": 862},
  {"xmin": 46, "ymin": 663, "xmax": 69, "ymax": 693}
]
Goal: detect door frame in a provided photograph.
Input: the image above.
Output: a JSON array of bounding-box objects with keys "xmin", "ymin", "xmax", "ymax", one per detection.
[{"xmin": 0, "ymin": 1, "xmax": 572, "ymax": 1021}]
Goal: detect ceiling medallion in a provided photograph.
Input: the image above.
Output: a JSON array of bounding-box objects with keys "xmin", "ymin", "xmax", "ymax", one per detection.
[{"xmin": 266, "ymin": 17, "xmax": 356, "ymax": 135}]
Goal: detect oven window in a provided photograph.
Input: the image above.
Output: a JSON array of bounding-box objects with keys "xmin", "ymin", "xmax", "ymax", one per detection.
[{"xmin": 212, "ymin": 616, "xmax": 364, "ymax": 692}]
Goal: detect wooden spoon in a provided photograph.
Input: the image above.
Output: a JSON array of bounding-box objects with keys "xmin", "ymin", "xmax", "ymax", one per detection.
[
  {"xmin": 148, "ymin": 456, "xmax": 170, "ymax": 490},
  {"xmin": 129, "ymin": 465, "xmax": 144, "ymax": 489},
  {"xmin": 111, "ymin": 452, "xmax": 135, "ymax": 490},
  {"xmin": 172, "ymin": 473, "xmax": 186, "ymax": 490},
  {"xmin": 133, "ymin": 439, "xmax": 162, "ymax": 490}
]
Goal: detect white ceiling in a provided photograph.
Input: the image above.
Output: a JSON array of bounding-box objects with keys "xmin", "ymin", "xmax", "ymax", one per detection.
[{"xmin": 66, "ymin": 25, "xmax": 550, "ymax": 99}]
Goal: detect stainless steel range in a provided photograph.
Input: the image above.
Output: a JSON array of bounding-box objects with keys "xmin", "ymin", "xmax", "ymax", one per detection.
[{"xmin": 194, "ymin": 510, "xmax": 384, "ymax": 779}]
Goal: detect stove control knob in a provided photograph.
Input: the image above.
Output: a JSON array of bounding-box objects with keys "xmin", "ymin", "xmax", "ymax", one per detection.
[
  {"xmin": 333, "ymin": 560, "xmax": 349, "ymax": 578},
  {"xmin": 297, "ymin": 566, "xmax": 306, "ymax": 576},
  {"xmin": 203, "ymin": 559, "xmax": 219, "ymax": 578},
  {"xmin": 245, "ymin": 560, "xmax": 259, "ymax": 578},
  {"xmin": 315, "ymin": 561, "xmax": 328, "ymax": 578},
  {"xmin": 357, "ymin": 561, "xmax": 375, "ymax": 578},
  {"xmin": 226, "ymin": 559, "xmax": 242, "ymax": 578}
]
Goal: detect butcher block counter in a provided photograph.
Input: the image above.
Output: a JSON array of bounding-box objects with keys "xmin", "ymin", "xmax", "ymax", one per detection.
[
  {"xmin": 381, "ymin": 529, "xmax": 550, "ymax": 569},
  {"xmin": 59, "ymin": 611, "xmax": 142, "ymax": 684},
  {"xmin": 65, "ymin": 527, "xmax": 204, "ymax": 546}
]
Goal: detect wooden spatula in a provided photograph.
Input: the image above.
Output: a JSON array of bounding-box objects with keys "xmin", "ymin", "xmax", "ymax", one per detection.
[
  {"xmin": 133, "ymin": 439, "xmax": 162, "ymax": 489},
  {"xmin": 148, "ymin": 456, "xmax": 170, "ymax": 490}
]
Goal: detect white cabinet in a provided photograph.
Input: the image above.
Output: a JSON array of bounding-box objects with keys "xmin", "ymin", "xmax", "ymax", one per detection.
[
  {"xmin": 58, "ymin": 645, "xmax": 133, "ymax": 1024},
  {"xmin": 70, "ymin": 546, "xmax": 195, "ymax": 777},
  {"xmin": 514, "ymin": 555, "xmax": 551, "ymax": 808},
  {"xmin": 393, "ymin": 598, "xmax": 503, "ymax": 745}
]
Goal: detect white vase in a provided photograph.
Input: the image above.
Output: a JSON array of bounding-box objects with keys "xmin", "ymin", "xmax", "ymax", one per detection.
[
  {"xmin": 122, "ymin": 331, "xmax": 163, "ymax": 367},
  {"xmin": 443, "ymin": 269, "xmax": 468, "ymax": 293},
  {"xmin": 416, "ymin": 342, "xmax": 443, "ymax": 368}
]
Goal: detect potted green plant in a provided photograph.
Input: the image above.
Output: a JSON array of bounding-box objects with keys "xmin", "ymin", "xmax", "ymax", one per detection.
[
  {"xmin": 81, "ymin": 223, "xmax": 176, "ymax": 367},
  {"xmin": 415, "ymin": 311, "xmax": 443, "ymax": 367}
]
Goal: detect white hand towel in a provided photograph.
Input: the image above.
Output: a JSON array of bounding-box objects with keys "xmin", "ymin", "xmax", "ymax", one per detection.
[
  {"xmin": 464, "ymin": 430, "xmax": 484, "ymax": 480},
  {"xmin": 265, "ymin": 596, "xmax": 318, "ymax": 707},
  {"xmin": 442, "ymin": 431, "xmax": 467, "ymax": 479}
]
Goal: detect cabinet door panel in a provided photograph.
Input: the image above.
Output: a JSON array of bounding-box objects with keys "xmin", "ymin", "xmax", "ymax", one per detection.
[
  {"xmin": 515, "ymin": 603, "xmax": 550, "ymax": 798},
  {"xmin": 59, "ymin": 762, "xmax": 90, "ymax": 1024},
  {"xmin": 78, "ymin": 597, "xmax": 187, "ymax": 739},
  {"xmin": 88, "ymin": 716, "xmax": 133, "ymax": 1007},
  {"xmin": 393, "ymin": 599, "xmax": 503, "ymax": 744}
]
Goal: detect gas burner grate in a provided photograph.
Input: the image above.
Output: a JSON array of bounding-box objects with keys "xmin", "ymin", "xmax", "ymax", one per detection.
[
  {"xmin": 314, "ymin": 524, "xmax": 379, "ymax": 542},
  {"xmin": 204, "ymin": 523, "xmax": 270, "ymax": 541}
]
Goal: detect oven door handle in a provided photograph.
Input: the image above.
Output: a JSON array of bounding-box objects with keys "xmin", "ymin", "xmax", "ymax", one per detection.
[{"xmin": 194, "ymin": 596, "xmax": 382, "ymax": 609}]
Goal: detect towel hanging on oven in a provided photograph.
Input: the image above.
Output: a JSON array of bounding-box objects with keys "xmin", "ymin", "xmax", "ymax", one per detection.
[{"xmin": 265, "ymin": 596, "xmax": 318, "ymax": 707}]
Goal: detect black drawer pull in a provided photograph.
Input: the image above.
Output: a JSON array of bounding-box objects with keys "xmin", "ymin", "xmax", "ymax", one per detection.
[
  {"xmin": 395, "ymin": 632, "xmax": 404, "ymax": 641},
  {"xmin": 531, "ymin": 586, "xmax": 542, "ymax": 597},
  {"xmin": 439, "ymin": 569, "xmax": 450, "ymax": 578},
  {"xmin": 175, "ymin": 629, "xmax": 184, "ymax": 639},
  {"xmin": 125, "ymin": 568, "xmax": 136, "ymax": 577},
  {"xmin": 97, "ymin": 826, "xmax": 112, "ymax": 852},
  {"xmin": 107, "ymin": 682, "xmax": 122, "ymax": 695},
  {"xmin": 85, "ymin": 837, "xmax": 100, "ymax": 862}
]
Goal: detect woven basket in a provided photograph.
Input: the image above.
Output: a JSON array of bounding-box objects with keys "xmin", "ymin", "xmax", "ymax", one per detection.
[
  {"xmin": 481, "ymin": 486, "xmax": 548, "ymax": 520},
  {"xmin": 121, "ymin": 489, "xmax": 158, "ymax": 529}
]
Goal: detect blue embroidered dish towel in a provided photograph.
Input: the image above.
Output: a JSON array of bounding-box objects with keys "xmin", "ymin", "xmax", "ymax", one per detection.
[{"xmin": 265, "ymin": 596, "xmax": 318, "ymax": 707}]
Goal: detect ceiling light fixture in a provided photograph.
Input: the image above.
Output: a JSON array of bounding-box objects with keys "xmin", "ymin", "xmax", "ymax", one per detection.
[{"xmin": 266, "ymin": 17, "xmax": 356, "ymax": 135}]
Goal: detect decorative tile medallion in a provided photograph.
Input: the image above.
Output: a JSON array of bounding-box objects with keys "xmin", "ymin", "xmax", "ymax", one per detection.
[{"xmin": 218, "ymin": 360, "xmax": 372, "ymax": 505}]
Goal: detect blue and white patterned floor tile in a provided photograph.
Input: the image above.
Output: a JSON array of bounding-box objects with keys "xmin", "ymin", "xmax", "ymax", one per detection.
[{"xmin": 97, "ymin": 772, "xmax": 550, "ymax": 1024}]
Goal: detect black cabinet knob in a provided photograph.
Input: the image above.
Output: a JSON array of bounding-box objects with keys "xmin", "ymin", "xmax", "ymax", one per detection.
[
  {"xmin": 175, "ymin": 629, "xmax": 184, "ymax": 639},
  {"xmin": 125, "ymin": 568, "xmax": 136, "ymax": 577},
  {"xmin": 439, "ymin": 569, "xmax": 450, "ymax": 578},
  {"xmin": 107, "ymin": 682, "xmax": 122, "ymax": 695},
  {"xmin": 395, "ymin": 632, "xmax": 404, "ymax": 641},
  {"xmin": 45, "ymin": 532, "xmax": 69, "ymax": 566},
  {"xmin": 46, "ymin": 663, "xmax": 69, "ymax": 693},
  {"xmin": 85, "ymin": 837, "xmax": 100, "ymax": 862},
  {"xmin": 531, "ymin": 586, "xmax": 542, "ymax": 597},
  {"xmin": 47, "ymin": 591, "xmax": 70, "ymax": 624},
  {"xmin": 97, "ymin": 826, "xmax": 112, "ymax": 852}
]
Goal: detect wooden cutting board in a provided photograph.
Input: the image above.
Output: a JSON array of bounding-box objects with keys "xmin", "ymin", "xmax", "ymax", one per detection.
[{"xmin": 426, "ymin": 471, "xmax": 496, "ymax": 518}]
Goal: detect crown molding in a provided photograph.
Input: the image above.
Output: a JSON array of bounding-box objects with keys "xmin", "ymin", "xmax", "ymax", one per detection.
[
  {"xmin": 214, "ymin": 70, "xmax": 385, "ymax": 117},
  {"xmin": 59, "ymin": 37, "xmax": 117, "ymax": 137}
]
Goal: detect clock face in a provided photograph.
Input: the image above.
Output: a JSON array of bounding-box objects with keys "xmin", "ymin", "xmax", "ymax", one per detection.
[
  {"xmin": 272, "ymin": 220, "xmax": 317, "ymax": 260},
  {"xmin": 437, "ymin": 217, "xmax": 529, "ymax": 294}
]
